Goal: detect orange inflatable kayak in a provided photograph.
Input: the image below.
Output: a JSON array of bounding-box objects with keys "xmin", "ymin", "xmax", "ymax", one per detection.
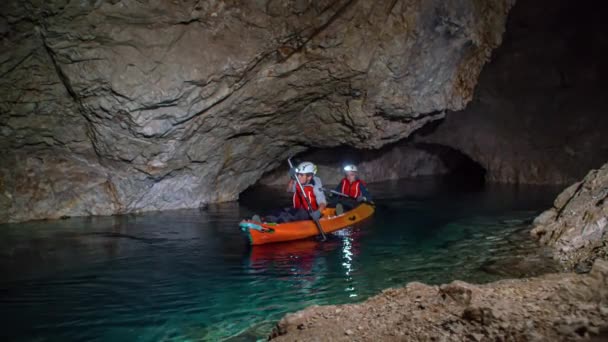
[{"xmin": 239, "ymin": 203, "xmax": 375, "ymax": 245}]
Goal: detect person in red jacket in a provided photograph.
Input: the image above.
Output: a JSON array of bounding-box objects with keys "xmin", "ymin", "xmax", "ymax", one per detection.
[
  {"xmin": 334, "ymin": 164, "xmax": 372, "ymax": 213},
  {"xmin": 336, "ymin": 164, "xmax": 371, "ymax": 201},
  {"xmin": 253, "ymin": 162, "xmax": 327, "ymax": 223}
]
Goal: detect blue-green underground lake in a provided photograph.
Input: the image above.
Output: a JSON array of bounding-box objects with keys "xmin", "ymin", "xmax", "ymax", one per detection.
[{"xmin": 0, "ymin": 179, "xmax": 561, "ymax": 341}]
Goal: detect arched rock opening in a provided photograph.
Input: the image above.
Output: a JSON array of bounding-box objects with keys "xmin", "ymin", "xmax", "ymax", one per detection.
[
  {"xmin": 412, "ymin": 143, "xmax": 486, "ymax": 187},
  {"xmin": 0, "ymin": 0, "xmax": 515, "ymax": 223},
  {"xmin": 255, "ymin": 140, "xmax": 487, "ymax": 188}
]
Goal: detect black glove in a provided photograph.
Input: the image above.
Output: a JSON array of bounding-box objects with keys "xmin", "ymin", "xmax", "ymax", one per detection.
[
  {"xmin": 288, "ymin": 167, "xmax": 296, "ymax": 179},
  {"xmin": 310, "ymin": 210, "xmax": 322, "ymax": 221}
]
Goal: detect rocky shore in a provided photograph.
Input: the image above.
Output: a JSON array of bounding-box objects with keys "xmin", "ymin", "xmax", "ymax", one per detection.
[
  {"xmin": 271, "ymin": 261, "xmax": 608, "ymax": 341},
  {"xmin": 270, "ymin": 163, "xmax": 608, "ymax": 341},
  {"xmin": 531, "ymin": 163, "xmax": 608, "ymax": 273}
]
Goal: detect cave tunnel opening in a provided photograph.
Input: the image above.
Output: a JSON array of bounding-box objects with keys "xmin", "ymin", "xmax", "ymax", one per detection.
[
  {"xmin": 248, "ymin": 138, "xmax": 487, "ymax": 194},
  {"xmin": 411, "ymin": 142, "xmax": 487, "ymax": 188}
]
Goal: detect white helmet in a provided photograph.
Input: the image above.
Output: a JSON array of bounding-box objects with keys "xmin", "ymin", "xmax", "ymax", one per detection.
[
  {"xmin": 296, "ymin": 161, "xmax": 317, "ymax": 175},
  {"xmin": 344, "ymin": 164, "xmax": 358, "ymax": 173}
]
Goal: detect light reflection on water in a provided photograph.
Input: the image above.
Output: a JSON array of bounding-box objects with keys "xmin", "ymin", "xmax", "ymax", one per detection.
[{"xmin": 0, "ymin": 178, "xmax": 562, "ymax": 341}]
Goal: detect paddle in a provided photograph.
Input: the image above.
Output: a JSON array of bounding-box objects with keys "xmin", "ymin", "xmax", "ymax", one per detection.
[
  {"xmin": 320, "ymin": 187, "xmax": 375, "ymax": 206},
  {"xmin": 320, "ymin": 188, "xmax": 350, "ymax": 198},
  {"xmin": 288, "ymin": 158, "xmax": 327, "ymax": 241}
]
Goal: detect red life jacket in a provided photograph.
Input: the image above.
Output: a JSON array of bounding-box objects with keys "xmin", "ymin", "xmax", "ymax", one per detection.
[
  {"xmin": 340, "ymin": 178, "xmax": 364, "ymax": 199},
  {"xmin": 293, "ymin": 184, "xmax": 319, "ymax": 210}
]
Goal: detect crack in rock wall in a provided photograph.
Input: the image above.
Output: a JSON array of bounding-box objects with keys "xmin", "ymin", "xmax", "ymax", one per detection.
[{"xmin": 0, "ymin": 0, "xmax": 515, "ymax": 223}]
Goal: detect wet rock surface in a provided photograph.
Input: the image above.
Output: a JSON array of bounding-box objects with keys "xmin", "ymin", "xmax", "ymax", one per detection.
[
  {"xmin": 270, "ymin": 259, "xmax": 608, "ymax": 341},
  {"xmin": 0, "ymin": 0, "xmax": 514, "ymax": 222},
  {"xmin": 532, "ymin": 162, "xmax": 608, "ymax": 272}
]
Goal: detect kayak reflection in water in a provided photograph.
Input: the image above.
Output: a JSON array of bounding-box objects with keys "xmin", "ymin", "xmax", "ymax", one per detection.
[{"xmin": 252, "ymin": 161, "xmax": 327, "ymax": 224}]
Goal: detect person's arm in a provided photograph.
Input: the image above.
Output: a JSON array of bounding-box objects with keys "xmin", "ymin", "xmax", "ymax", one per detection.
[
  {"xmin": 313, "ymin": 176, "xmax": 323, "ymax": 188},
  {"xmin": 313, "ymin": 185, "xmax": 327, "ymax": 212},
  {"xmin": 334, "ymin": 181, "xmax": 342, "ymax": 193},
  {"xmin": 287, "ymin": 179, "xmax": 296, "ymax": 193},
  {"xmin": 359, "ymin": 182, "xmax": 372, "ymax": 201}
]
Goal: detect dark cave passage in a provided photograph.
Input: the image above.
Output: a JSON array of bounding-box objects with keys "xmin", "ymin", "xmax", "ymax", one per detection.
[
  {"xmin": 255, "ymin": 140, "xmax": 487, "ymax": 188},
  {"xmin": 413, "ymin": 143, "xmax": 487, "ymax": 187}
]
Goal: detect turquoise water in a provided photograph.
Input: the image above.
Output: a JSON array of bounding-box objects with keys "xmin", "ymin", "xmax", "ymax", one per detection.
[{"xmin": 0, "ymin": 179, "xmax": 561, "ymax": 341}]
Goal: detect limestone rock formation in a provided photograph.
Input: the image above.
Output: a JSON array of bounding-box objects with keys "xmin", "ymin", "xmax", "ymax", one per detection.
[
  {"xmin": 270, "ymin": 259, "xmax": 608, "ymax": 341},
  {"xmin": 0, "ymin": 0, "xmax": 515, "ymax": 222},
  {"xmin": 532, "ymin": 162, "xmax": 608, "ymax": 272},
  {"xmin": 417, "ymin": 0, "xmax": 608, "ymax": 184}
]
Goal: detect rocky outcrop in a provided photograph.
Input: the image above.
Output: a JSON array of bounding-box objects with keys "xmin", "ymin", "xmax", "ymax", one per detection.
[
  {"xmin": 531, "ymin": 162, "xmax": 608, "ymax": 272},
  {"xmin": 0, "ymin": 0, "xmax": 514, "ymax": 223},
  {"xmin": 271, "ymin": 259, "xmax": 608, "ymax": 341},
  {"xmin": 416, "ymin": 0, "xmax": 608, "ymax": 184}
]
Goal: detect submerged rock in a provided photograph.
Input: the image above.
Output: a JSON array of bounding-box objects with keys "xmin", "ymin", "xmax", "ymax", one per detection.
[
  {"xmin": 531, "ymin": 162, "xmax": 608, "ymax": 271},
  {"xmin": 0, "ymin": 0, "xmax": 515, "ymax": 223},
  {"xmin": 270, "ymin": 259, "xmax": 608, "ymax": 341}
]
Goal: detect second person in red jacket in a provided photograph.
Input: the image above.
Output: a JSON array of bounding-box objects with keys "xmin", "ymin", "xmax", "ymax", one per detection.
[{"xmin": 335, "ymin": 164, "xmax": 371, "ymax": 202}]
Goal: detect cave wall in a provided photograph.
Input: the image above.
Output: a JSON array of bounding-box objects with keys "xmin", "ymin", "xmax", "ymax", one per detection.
[
  {"xmin": 417, "ymin": 0, "xmax": 608, "ymax": 184},
  {"xmin": 0, "ymin": 0, "xmax": 514, "ymax": 223}
]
